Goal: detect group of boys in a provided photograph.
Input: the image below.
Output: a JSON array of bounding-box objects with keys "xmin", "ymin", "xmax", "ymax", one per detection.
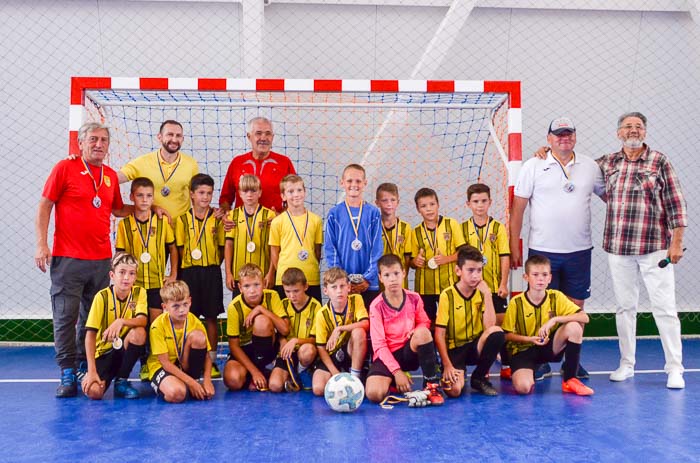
[{"xmin": 83, "ymin": 161, "xmax": 594, "ymax": 404}]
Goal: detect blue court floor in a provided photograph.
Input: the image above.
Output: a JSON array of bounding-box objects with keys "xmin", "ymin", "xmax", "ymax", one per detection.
[{"xmin": 0, "ymin": 339, "xmax": 698, "ymax": 463}]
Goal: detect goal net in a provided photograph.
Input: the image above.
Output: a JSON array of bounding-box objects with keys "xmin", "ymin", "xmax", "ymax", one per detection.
[{"xmin": 3, "ymin": 77, "xmax": 522, "ymax": 343}]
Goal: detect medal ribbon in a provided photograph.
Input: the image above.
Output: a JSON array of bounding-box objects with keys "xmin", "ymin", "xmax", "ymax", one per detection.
[
  {"xmin": 421, "ymin": 222, "xmax": 437, "ymax": 254},
  {"xmin": 190, "ymin": 208, "xmax": 213, "ymax": 251},
  {"xmin": 168, "ymin": 313, "xmax": 188, "ymax": 365},
  {"xmin": 381, "ymin": 219, "xmax": 400, "ymax": 255},
  {"xmin": 244, "ymin": 205, "xmax": 262, "ymax": 244},
  {"xmin": 552, "ymin": 152, "xmax": 575, "ymax": 182},
  {"xmin": 286, "ymin": 210, "xmax": 309, "ymax": 249},
  {"xmin": 111, "ymin": 286, "xmax": 133, "ymax": 321},
  {"xmin": 343, "ymin": 201, "xmax": 364, "ymax": 242},
  {"xmin": 158, "ymin": 152, "xmax": 182, "ymax": 187},
  {"xmin": 471, "ymin": 217, "xmax": 493, "ymax": 254},
  {"xmin": 134, "ymin": 212, "xmax": 154, "ymax": 252},
  {"xmin": 81, "ymin": 157, "xmax": 104, "ymax": 198}
]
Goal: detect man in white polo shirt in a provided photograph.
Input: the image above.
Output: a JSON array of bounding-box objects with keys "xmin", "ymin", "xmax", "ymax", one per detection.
[{"xmin": 509, "ymin": 117, "xmax": 605, "ymax": 380}]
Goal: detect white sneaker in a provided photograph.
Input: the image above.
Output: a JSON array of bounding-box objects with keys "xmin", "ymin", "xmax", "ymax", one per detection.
[
  {"xmin": 667, "ymin": 371, "xmax": 685, "ymax": 389},
  {"xmin": 610, "ymin": 365, "xmax": 635, "ymax": 382}
]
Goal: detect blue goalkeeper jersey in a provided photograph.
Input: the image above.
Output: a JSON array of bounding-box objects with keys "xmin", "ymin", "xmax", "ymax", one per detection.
[{"xmin": 324, "ymin": 201, "xmax": 384, "ymax": 290}]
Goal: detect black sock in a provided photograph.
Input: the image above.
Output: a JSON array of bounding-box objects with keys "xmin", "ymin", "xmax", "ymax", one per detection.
[
  {"xmin": 186, "ymin": 348, "xmax": 207, "ymax": 379},
  {"xmin": 562, "ymin": 341, "xmax": 582, "ymax": 381},
  {"xmin": 140, "ymin": 330, "xmax": 150, "ymax": 365},
  {"xmin": 472, "ymin": 331, "xmax": 505, "ymax": 380},
  {"xmin": 416, "ymin": 342, "xmax": 438, "ymax": 385},
  {"xmin": 500, "ymin": 344, "xmax": 510, "ymax": 367},
  {"xmin": 118, "ymin": 342, "xmax": 145, "ymax": 379}
]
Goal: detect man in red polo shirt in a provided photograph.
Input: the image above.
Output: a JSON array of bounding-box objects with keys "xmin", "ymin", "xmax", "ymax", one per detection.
[
  {"xmin": 218, "ymin": 117, "xmax": 296, "ymax": 214},
  {"xmin": 35, "ymin": 122, "xmax": 131, "ymax": 398}
]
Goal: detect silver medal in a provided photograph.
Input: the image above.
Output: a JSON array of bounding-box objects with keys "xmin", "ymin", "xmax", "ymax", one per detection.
[
  {"xmin": 427, "ymin": 258, "xmax": 438, "ymax": 270},
  {"xmin": 351, "ymin": 239, "xmax": 363, "ymax": 251},
  {"xmin": 246, "ymin": 241, "xmax": 256, "ymax": 253},
  {"xmin": 92, "ymin": 196, "xmax": 102, "ymax": 208},
  {"xmin": 140, "ymin": 252, "xmax": 152, "ymax": 264},
  {"xmin": 113, "ymin": 337, "xmax": 123, "ymax": 350},
  {"xmin": 334, "ymin": 348, "xmax": 346, "ymax": 362},
  {"xmin": 348, "ymin": 273, "xmax": 364, "ymax": 284},
  {"xmin": 161, "ymin": 186, "xmax": 171, "ymax": 197},
  {"xmin": 297, "ymin": 249, "xmax": 309, "ymax": 261},
  {"xmin": 482, "ymin": 256, "xmax": 488, "ymax": 265},
  {"xmin": 191, "ymin": 248, "xmax": 203, "ymax": 260}
]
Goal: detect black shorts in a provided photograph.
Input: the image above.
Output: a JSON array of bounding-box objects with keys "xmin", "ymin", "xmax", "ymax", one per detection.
[
  {"xmin": 146, "ymin": 288, "xmax": 163, "ymax": 311},
  {"xmin": 315, "ymin": 343, "xmax": 351, "ymax": 372},
  {"xmin": 367, "ymin": 341, "xmax": 419, "ymax": 378},
  {"xmin": 227, "ymin": 341, "xmax": 278, "ymax": 372},
  {"xmin": 94, "ymin": 349, "xmax": 123, "ymax": 388},
  {"xmin": 419, "ymin": 294, "xmax": 440, "ymax": 322},
  {"xmin": 447, "ymin": 336, "xmax": 483, "ymax": 370},
  {"xmin": 180, "ymin": 265, "xmax": 224, "ymax": 319},
  {"xmin": 510, "ymin": 343, "xmax": 565, "ymax": 373},
  {"xmin": 492, "ymin": 293, "xmax": 508, "ymax": 314},
  {"xmin": 150, "ymin": 362, "xmax": 205, "ymax": 397}
]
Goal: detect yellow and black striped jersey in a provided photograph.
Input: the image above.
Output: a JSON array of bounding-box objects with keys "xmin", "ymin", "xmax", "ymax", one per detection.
[
  {"xmin": 461, "ymin": 217, "xmax": 509, "ymax": 293},
  {"xmin": 411, "ymin": 216, "xmax": 466, "ymax": 295},
  {"xmin": 226, "ymin": 289, "xmax": 286, "ymax": 346},
  {"xmin": 226, "ymin": 205, "xmax": 276, "ymax": 277},
  {"xmin": 175, "ymin": 209, "xmax": 225, "ymax": 268},
  {"xmin": 116, "ymin": 214, "xmax": 175, "ymax": 290},
  {"xmin": 281, "ymin": 296, "xmax": 321, "ymax": 340},
  {"xmin": 314, "ymin": 294, "xmax": 368, "ymax": 354},
  {"xmin": 435, "ymin": 284, "xmax": 485, "ymax": 349}
]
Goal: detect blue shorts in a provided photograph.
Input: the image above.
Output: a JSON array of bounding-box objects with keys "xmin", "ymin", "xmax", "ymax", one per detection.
[{"xmin": 528, "ymin": 248, "xmax": 592, "ymax": 300}]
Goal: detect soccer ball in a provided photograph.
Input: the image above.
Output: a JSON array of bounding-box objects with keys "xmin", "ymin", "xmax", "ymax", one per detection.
[{"xmin": 324, "ymin": 373, "xmax": 365, "ymax": 412}]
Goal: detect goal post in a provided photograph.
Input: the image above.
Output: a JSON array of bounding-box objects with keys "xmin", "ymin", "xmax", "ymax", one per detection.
[{"xmin": 2, "ymin": 76, "xmax": 523, "ymax": 343}]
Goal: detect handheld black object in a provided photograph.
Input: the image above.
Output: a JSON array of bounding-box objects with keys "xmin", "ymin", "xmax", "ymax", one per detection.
[{"xmin": 658, "ymin": 248, "xmax": 687, "ymax": 268}]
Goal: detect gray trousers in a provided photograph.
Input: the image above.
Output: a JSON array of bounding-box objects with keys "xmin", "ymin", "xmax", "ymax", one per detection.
[{"xmin": 50, "ymin": 256, "xmax": 110, "ymax": 371}]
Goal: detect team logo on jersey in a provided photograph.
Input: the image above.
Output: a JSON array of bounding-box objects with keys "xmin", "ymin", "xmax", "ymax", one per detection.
[
  {"xmin": 306, "ymin": 319, "xmax": 312, "ymax": 328},
  {"xmin": 150, "ymin": 227, "xmax": 156, "ymax": 236},
  {"xmin": 548, "ymin": 310, "xmax": 556, "ymax": 319},
  {"xmin": 443, "ymin": 232, "xmax": 451, "ymax": 241},
  {"xmin": 489, "ymin": 234, "xmax": 497, "ymax": 242},
  {"xmin": 104, "ymin": 177, "xmax": 111, "ymax": 187},
  {"xmin": 397, "ymin": 236, "xmax": 405, "ymax": 244}
]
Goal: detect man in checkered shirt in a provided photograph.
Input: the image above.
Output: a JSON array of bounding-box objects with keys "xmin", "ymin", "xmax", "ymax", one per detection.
[{"xmin": 598, "ymin": 112, "xmax": 687, "ymax": 389}]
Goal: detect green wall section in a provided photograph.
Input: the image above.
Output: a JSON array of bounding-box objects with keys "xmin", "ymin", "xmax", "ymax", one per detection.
[{"xmin": 2, "ymin": 314, "xmax": 700, "ymax": 343}]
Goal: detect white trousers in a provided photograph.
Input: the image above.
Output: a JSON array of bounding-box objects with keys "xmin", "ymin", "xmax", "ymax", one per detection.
[{"xmin": 607, "ymin": 250, "xmax": 683, "ymax": 373}]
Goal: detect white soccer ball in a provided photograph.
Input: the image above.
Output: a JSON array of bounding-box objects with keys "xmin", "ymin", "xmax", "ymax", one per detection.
[{"xmin": 324, "ymin": 372, "xmax": 365, "ymax": 412}]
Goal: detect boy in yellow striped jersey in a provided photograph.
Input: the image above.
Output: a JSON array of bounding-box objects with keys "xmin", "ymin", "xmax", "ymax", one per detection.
[
  {"xmin": 268, "ymin": 268, "xmax": 321, "ymax": 392},
  {"xmin": 410, "ymin": 188, "xmax": 466, "ymax": 323},
  {"xmin": 375, "ymin": 183, "xmax": 413, "ymax": 288},
  {"xmin": 175, "ymin": 174, "xmax": 225, "ymax": 378},
  {"xmin": 462, "ymin": 183, "xmax": 511, "ymax": 378},
  {"xmin": 225, "ymin": 175, "xmax": 276, "ymax": 298}
]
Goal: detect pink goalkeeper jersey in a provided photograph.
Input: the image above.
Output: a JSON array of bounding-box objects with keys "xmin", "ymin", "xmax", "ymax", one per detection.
[{"xmin": 369, "ymin": 290, "xmax": 431, "ymax": 374}]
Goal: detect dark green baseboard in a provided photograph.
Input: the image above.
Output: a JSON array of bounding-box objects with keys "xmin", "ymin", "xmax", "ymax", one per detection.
[{"xmin": 2, "ymin": 314, "xmax": 699, "ymax": 343}]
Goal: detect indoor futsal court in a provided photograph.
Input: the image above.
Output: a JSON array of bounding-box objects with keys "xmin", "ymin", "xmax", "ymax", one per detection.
[
  {"xmin": 1, "ymin": 339, "xmax": 699, "ymax": 461},
  {"xmin": 3, "ymin": 2, "xmax": 700, "ymax": 463}
]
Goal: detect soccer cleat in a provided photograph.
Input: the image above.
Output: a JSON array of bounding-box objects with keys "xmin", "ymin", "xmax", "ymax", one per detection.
[
  {"xmin": 56, "ymin": 368, "xmax": 77, "ymax": 398},
  {"xmin": 139, "ymin": 363, "xmax": 150, "ymax": 382},
  {"xmin": 500, "ymin": 367, "xmax": 512, "ymax": 381},
  {"xmin": 609, "ymin": 365, "xmax": 635, "ymax": 382},
  {"xmin": 534, "ymin": 363, "xmax": 552, "ymax": 381},
  {"xmin": 75, "ymin": 361, "xmax": 88, "ymax": 383},
  {"xmin": 562, "ymin": 377, "xmax": 594, "ymax": 396},
  {"xmin": 114, "ymin": 378, "xmax": 140, "ymax": 399},
  {"xmin": 471, "ymin": 377, "xmax": 498, "ymax": 396},
  {"xmin": 210, "ymin": 362, "xmax": 222, "ymax": 379},
  {"xmin": 576, "ymin": 364, "xmax": 590, "ymax": 380},
  {"xmin": 424, "ymin": 382, "xmax": 445, "ymax": 406},
  {"xmin": 298, "ymin": 368, "xmax": 313, "ymax": 390},
  {"xmin": 666, "ymin": 371, "xmax": 685, "ymax": 389}
]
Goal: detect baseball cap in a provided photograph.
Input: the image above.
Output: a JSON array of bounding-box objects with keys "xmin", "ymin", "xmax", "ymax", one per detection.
[{"xmin": 548, "ymin": 117, "xmax": 576, "ymax": 135}]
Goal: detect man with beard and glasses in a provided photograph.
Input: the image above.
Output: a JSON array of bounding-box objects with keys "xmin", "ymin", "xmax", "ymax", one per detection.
[
  {"xmin": 119, "ymin": 120, "xmax": 200, "ymax": 218},
  {"xmin": 598, "ymin": 112, "xmax": 687, "ymax": 389}
]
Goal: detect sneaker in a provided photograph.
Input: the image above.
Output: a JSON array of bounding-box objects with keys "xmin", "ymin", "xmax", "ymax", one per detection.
[
  {"xmin": 424, "ymin": 382, "xmax": 445, "ymax": 405},
  {"xmin": 298, "ymin": 368, "xmax": 313, "ymax": 391},
  {"xmin": 610, "ymin": 365, "xmax": 635, "ymax": 382},
  {"xmin": 500, "ymin": 367, "xmax": 512, "ymax": 381},
  {"xmin": 576, "ymin": 364, "xmax": 590, "ymax": 380},
  {"xmin": 667, "ymin": 371, "xmax": 685, "ymax": 389},
  {"xmin": 471, "ymin": 377, "xmax": 498, "ymax": 396},
  {"xmin": 534, "ymin": 363, "xmax": 552, "ymax": 381},
  {"xmin": 75, "ymin": 361, "xmax": 88, "ymax": 383},
  {"xmin": 562, "ymin": 377, "xmax": 594, "ymax": 396},
  {"xmin": 211, "ymin": 362, "xmax": 222, "ymax": 379},
  {"xmin": 56, "ymin": 368, "xmax": 77, "ymax": 398},
  {"xmin": 139, "ymin": 363, "xmax": 150, "ymax": 382},
  {"xmin": 114, "ymin": 378, "xmax": 140, "ymax": 399}
]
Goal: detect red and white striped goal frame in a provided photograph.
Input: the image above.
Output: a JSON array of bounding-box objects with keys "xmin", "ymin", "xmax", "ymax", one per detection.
[{"xmin": 69, "ymin": 75, "xmax": 522, "ymax": 203}]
